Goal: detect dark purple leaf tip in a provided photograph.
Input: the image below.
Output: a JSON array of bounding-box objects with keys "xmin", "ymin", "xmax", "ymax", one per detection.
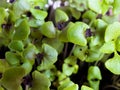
[
  {"xmin": 1, "ymin": 24, "xmax": 12, "ymax": 30},
  {"xmin": 85, "ymin": 29, "xmax": 92, "ymax": 37},
  {"xmin": 9, "ymin": 0, "xmax": 15, "ymax": 3},
  {"xmin": 34, "ymin": 6, "xmax": 40, "ymax": 9},
  {"xmin": 36, "ymin": 53, "xmax": 44, "ymax": 64},
  {"xmin": 56, "ymin": 22, "xmax": 68, "ymax": 30}
]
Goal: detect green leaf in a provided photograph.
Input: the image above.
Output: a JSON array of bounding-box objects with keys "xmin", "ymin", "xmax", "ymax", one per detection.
[
  {"xmin": 0, "ymin": 7, "xmax": 6, "ymax": 31},
  {"xmin": 55, "ymin": 9, "xmax": 69, "ymax": 23},
  {"xmin": 89, "ymin": 34, "xmax": 103, "ymax": 47},
  {"xmin": 102, "ymin": 14, "xmax": 120, "ymax": 24},
  {"xmin": 87, "ymin": 66, "xmax": 102, "ymax": 90},
  {"xmin": 0, "ymin": 67, "xmax": 25, "ymax": 90},
  {"xmin": 62, "ymin": 63, "xmax": 75, "ymax": 76},
  {"xmin": 73, "ymin": 45, "xmax": 87, "ymax": 61},
  {"xmin": 101, "ymin": 1, "xmax": 110, "ymax": 14},
  {"xmin": 104, "ymin": 0, "xmax": 114, "ymax": 4},
  {"xmin": 30, "ymin": 71, "xmax": 51, "ymax": 90},
  {"xmin": 29, "ymin": 19, "xmax": 44, "ymax": 27},
  {"xmin": 105, "ymin": 52, "xmax": 120, "ymax": 75},
  {"xmin": 67, "ymin": 22, "xmax": 89, "ymax": 46},
  {"xmin": 42, "ymin": 38, "xmax": 64, "ymax": 54},
  {"xmin": 87, "ymin": 66, "xmax": 102, "ymax": 80},
  {"xmin": 21, "ymin": 60, "xmax": 33, "ymax": 75},
  {"xmin": 0, "ymin": 0, "xmax": 10, "ymax": 8},
  {"xmin": 5, "ymin": 52, "xmax": 20, "ymax": 66},
  {"xmin": 92, "ymin": 19, "xmax": 107, "ymax": 46},
  {"xmin": 69, "ymin": 0, "xmax": 88, "ymax": 11},
  {"xmin": 88, "ymin": 0, "xmax": 102, "ymax": 13},
  {"xmin": 27, "ymin": 0, "xmax": 47, "ymax": 10},
  {"xmin": 30, "ymin": 29, "xmax": 43, "ymax": 39},
  {"xmin": 64, "ymin": 56, "xmax": 77, "ymax": 65},
  {"xmin": 59, "ymin": 22, "xmax": 75, "ymax": 42},
  {"xmin": 0, "ymin": 59, "xmax": 9, "ymax": 73},
  {"xmin": 37, "ymin": 44, "xmax": 58, "ymax": 71},
  {"xmin": 23, "ymin": 43, "xmax": 38, "ymax": 62},
  {"xmin": 58, "ymin": 78, "xmax": 78, "ymax": 90},
  {"xmin": 63, "ymin": 84, "xmax": 78, "ymax": 90},
  {"xmin": 69, "ymin": 8, "xmax": 81, "ymax": 19},
  {"xmin": 115, "ymin": 37, "xmax": 120, "ymax": 52},
  {"xmin": 8, "ymin": 10, "xmax": 17, "ymax": 23},
  {"xmin": 82, "ymin": 10, "xmax": 97, "ymax": 21},
  {"xmin": 81, "ymin": 85, "xmax": 93, "ymax": 90},
  {"xmin": 13, "ymin": 19, "xmax": 30, "ymax": 40},
  {"xmin": 94, "ymin": 19, "xmax": 108, "ymax": 31},
  {"xmin": 86, "ymin": 47, "xmax": 104, "ymax": 62},
  {"xmin": 13, "ymin": 0, "xmax": 30, "ymax": 18},
  {"xmin": 100, "ymin": 41, "xmax": 115, "ymax": 53},
  {"xmin": 105, "ymin": 22, "xmax": 120, "ymax": 42},
  {"xmin": 39, "ymin": 21, "xmax": 56, "ymax": 38},
  {"xmin": 0, "ymin": 86, "xmax": 4, "ymax": 90},
  {"xmin": 8, "ymin": 40, "xmax": 24, "ymax": 52},
  {"xmin": 58, "ymin": 78, "xmax": 73, "ymax": 90},
  {"xmin": 57, "ymin": 71, "xmax": 67, "ymax": 81},
  {"xmin": 42, "ymin": 65, "xmax": 57, "ymax": 81},
  {"xmin": 30, "ymin": 8, "xmax": 47, "ymax": 20},
  {"xmin": 113, "ymin": 0, "xmax": 120, "ymax": 14}
]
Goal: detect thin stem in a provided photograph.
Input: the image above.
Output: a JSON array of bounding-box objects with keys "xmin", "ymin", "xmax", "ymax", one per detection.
[
  {"xmin": 25, "ymin": 85, "xmax": 29, "ymax": 90},
  {"xmin": 69, "ymin": 44, "xmax": 76, "ymax": 56},
  {"xmin": 94, "ymin": 60, "xmax": 99, "ymax": 66},
  {"xmin": 100, "ymin": 54, "xmax": 111, "ymax": 63},
  {"xmin": 89, "ymin": 19, "xmax": 95, "ymax": 27},
  {"xmin": 103, "ymin": 85, "xmax": 120, "ymax": 90},
  {"xmin": 63, "ymin": 43, "xmax": 68, "ymax": 59}
]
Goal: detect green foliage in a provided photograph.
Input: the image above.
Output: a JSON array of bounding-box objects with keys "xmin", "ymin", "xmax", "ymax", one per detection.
[
  {"xmin": 69, "ymin": 8, "xmax": 81, "ymax": 19},
  {"xmin": 58, "ymin": 78, "xmax": 78, "ymax": 90},
  {"xmin": 39, "ymin": 21, "xmax": 56, "ymax": 38},
  {"xmin": 37, "ymin": 44, "xmax": 58, "ymax": 71},
  {"xmin": 0, "ymin": 67, "xmax": 25, "ymax": 90},
  {"xmin": 62, "ymin": 56, "xmax": 78, "ymax": 76},
  {"xmin": 87, "ymin": 66, "xmax": 102, "ymax": 90},
  {"xmin": 105, "ymin": 52, "xmax": 120, "ymax": 74},
  {"xmin": 12, "ymin": 0, "xmax": 30, "ymax": 18},
  {"xmin": 5, "ymin": 52, "xmax": 20, "ymax": 66},
  {"xmin": 27, "ymin": 0, "xmax": 47, "ymax": 10},
  {"xmin": 82, "ymin": 10, "xmax": 97, "ymax": 21},
  {"xmin": 42, "ymin": 37, "xmax": 64, "ymax": 54},
  {"xmin": 88, "ymin": 0, "xmax": 102, "ymax": 14},
  {"xmin": 22, "ymin": 43, "xmax": 38, "ymax": 62},
  {"xmin": 115, "ymin": 37, "xmax": 120, "ymax": 52},
  {"xmin": 59, "ymin": 22, "xmax": 74, "ymax": 42},
  {"xmin": 28, "ymin": 19, "xmax": 44, "ymax": 27},
  {"xmin": 13, "ymin": 19, "xmax": 30, "ymax": 40},
  {"xmin": 59, "ymin": 21, "xmax": 89, "ymax": 46},
  {"xmin": 100, "ymin": 41, "xmax": 115, "ymax": 53},
  {"xmin": 105, "ymin": 22, "xmax": 120, "ymax": 42},
  {"xmin": 0, "ymin": 0, "xmax": 10, "ymax": 8},
  {"xmin": 8, "ymin": 40, "xmax": 24, "ymax": 52},
  {"xmin": 21, "ymin": 60, "xmax": 33, "ymax": 75},
  {"xmin": 81, "ymin": 85, "xmax": 94, "ymax": 90},
  {"xmin": 113, "ymin": 0, "xmax": 120, "ymax": 14},
  {"xmin": 0, "ymin": 60, "xmax": 9, "ymax": 73},
  {"xmin": 30, "ymin": 71, "xmax": 51, "ymax": 90},
  {"xmin": 1, "ymin": 0, "xmax": 120, "ymax": 90},
  {"xmin": 30, "ymin": 8, "xmax": 47, "ymax": 20},
  {"xmin": 69, "ymin": 0, "xmax": 88, "ymax": 11},
  {"xmin": 73, "ymin": 45, "xmax": 87, "ymax": 61},
  {"xmin": 55, "ymin": 9, "xmax": 69, "ymax": 23},
  {"xmin": 67, "ymin": 22, "xmax": 89, "ymax": 46},
  {"xmin": 0, "ymin": 86, "xmax": 4, "ymax": 90},
  {"xmin": 0, "ymin": 7, "xmax": 6, "ymax": 31}
]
